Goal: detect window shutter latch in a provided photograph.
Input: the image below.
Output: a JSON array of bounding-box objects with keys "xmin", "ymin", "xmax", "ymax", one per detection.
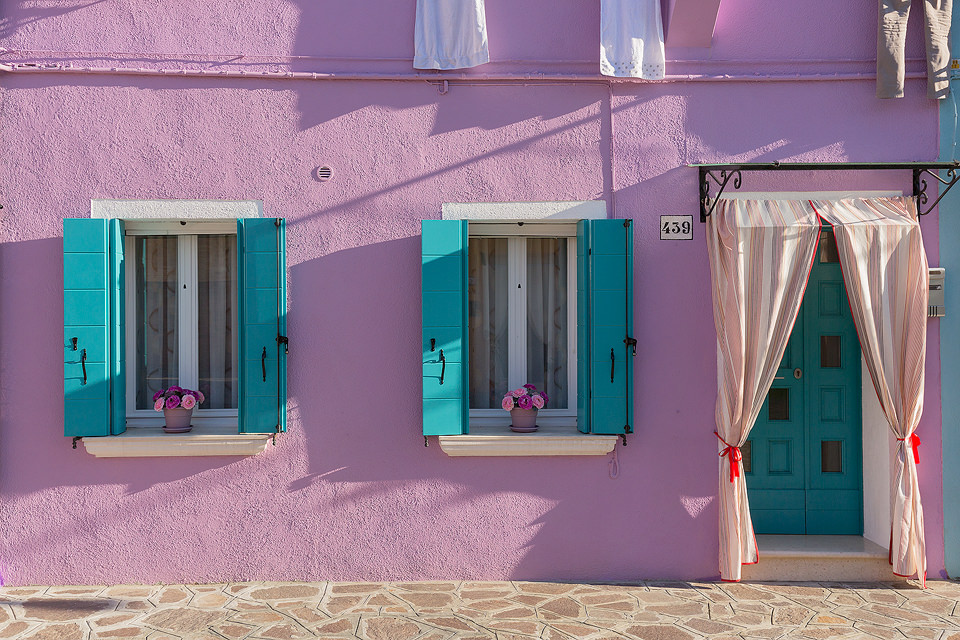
[
  {"xmin": 277, "ymin": 335, "xmax": 289, "ymax": 354},
  {"xmin": 624, "ymin": 336, "xmax": 637, "ymax": 356}
]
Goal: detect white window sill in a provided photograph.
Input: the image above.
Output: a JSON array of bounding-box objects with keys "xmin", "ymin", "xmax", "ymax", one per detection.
[
  {"xmin": 437, "ymin": 424, "xmax": 618, "ymax": 457},
  {"xmin": 80, "ymin": 425, "xmax": 272, "ymax": 458}
]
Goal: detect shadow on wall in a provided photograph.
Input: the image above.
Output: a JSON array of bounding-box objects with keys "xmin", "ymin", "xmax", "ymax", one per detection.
[
  {"xmin": 288, "ymin": 71, "xmax": 606, "ymax": 137},
  {"xmin": 286, "ymin": 235, "xmax": 720, "ymax": 581},
  {"xmin": 0, "ymin": 237, "xmax": 243, "ymax": 500},
  {"xmin": 0, "ymin": 0, "xmax": 106, "ymax": 39}
]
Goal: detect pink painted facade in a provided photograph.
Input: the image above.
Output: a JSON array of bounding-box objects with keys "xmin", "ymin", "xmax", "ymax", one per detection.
[{"xmin": 0, "ymin": 1, "xmax": 946, "ymax": 585}]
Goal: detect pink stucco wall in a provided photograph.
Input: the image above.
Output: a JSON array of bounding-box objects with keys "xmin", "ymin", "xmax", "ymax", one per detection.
[{"xmin": 0, "ymin": 0, "xmax": 946, "ymax": 584}]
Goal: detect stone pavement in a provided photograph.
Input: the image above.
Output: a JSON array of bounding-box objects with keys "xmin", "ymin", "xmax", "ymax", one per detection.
[{"xmin": 1, "ymin": 579, "xmax": 960, "ymax": 640}]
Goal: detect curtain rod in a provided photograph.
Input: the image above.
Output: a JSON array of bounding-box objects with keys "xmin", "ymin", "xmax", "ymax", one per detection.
[{"xmin": 694, "ymin": 161, "xmax": 960, "ymax": 222}]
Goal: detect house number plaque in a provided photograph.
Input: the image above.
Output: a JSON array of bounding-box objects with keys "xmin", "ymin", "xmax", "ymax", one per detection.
[{"xmin": 660, "ymin": 215, "xmax": 693, "ymax": 240}]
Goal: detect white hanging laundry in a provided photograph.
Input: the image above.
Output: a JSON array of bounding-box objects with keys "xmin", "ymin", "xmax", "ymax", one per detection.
[
  {"xmin": 600, "ymin": 0, "xmax": 665, "ymax": 79},
  {"xmin": 415, "ymin": 0, "xmax": 489, "ymax": 70}
]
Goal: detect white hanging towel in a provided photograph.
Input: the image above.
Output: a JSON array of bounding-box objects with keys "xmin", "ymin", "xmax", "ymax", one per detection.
[
  {"xmin": 415, "ymin": 0, "xmax": 489, "ymax": 70},
  {"xmin": 600, "ymin": 0, "xmax": 665, "ymax": 79}
]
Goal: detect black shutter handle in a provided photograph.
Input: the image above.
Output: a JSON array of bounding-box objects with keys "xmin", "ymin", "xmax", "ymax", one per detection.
[
  {"xmin": 439, "ymin": 349, "xmax": 445, "ymax": 385},
  {"xmin": 610, "ymin": 348, "xmax": 615, "ymax": 383},
  {"xmin": 81, "ymin": 349, "xmax": 87, "ymax": 385},
  {"xmin": 262, "ymin": 346, "xmax": 267, "ymax": 382}
]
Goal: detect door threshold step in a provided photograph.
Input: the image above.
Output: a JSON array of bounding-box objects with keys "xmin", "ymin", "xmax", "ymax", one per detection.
[{"xmin": 741, "ymin": 535, "xmax": 901, "ymax": 582}]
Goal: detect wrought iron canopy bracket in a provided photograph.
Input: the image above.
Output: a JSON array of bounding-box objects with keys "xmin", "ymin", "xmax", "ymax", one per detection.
[{"xmin": 695, "ymin": 161, "xmax": 960, "ymax": 222}]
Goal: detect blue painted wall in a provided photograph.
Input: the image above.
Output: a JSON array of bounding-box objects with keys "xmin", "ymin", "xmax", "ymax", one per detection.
[{"xmin": 939, "ymin": 10, "xmax": 960, "ymax": 578}]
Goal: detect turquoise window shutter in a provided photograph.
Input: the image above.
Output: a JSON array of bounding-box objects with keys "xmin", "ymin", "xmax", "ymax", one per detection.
[
  {"xmin": 578, "ymin": 219, "xmax": 634, "ymax": 436},
  {"xmin": 577, "ymin": 220, "xmax": 591, "ymax": 434},
  {"xmin": 64, "ymin": 218, "xmax": 125, "ymax": 437},
  {"xmin": 422, "ymin": 219, "xmax": 468, "ymax": 436},
  {"xmin": 109, "ymin": 219, "xmax": 127, "ymax": 435},
  {"xmin": 238, "ymin": 218, "xmax": 288, "ymax": 434}
]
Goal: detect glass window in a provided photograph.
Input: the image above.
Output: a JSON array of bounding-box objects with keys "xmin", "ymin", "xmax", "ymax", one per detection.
[
  {"xmin": 768, "ymin": 388, "xmax": 790, "ymax": 421},
  {"xmin": 468, "ymin": 231, "xmax": 576, "ymax": 420},
  {"xmin": 820, "ymin": 335, "xmax": 842, "ymax": 368},
  {"xmin": 134, "ymin": 236, "xmax": 179, "ymax": 409},
  {"xmin": 127, "ymin": 229, "xmax": 239, "ymax": 423},
  {"xmin": 819, "ymin": 227, "xmax": 840, "ymax": 263},
  {"xmin": 821, "ymin": 440, "xmax": 843, "ymax": 473},
  {"xmin": 741, "ymin": 440, "xmax": 752, "ymax": 473}
]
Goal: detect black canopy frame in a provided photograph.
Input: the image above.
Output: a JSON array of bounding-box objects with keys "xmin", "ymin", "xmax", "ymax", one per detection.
[{"xmin": 694, "ymin": 162, "xmax": 960, "ymax": 222}]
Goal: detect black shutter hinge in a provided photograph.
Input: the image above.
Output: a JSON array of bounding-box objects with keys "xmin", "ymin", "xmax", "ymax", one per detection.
[
  {"xmin": 624, "ymin": 336, "xmax": 637, "ymax": 356},
  {"xmin": 620, "ymin": 433, "xmax": 628, "ymax": 446},
  {"xmin": 623, "ymin": 220, "xmax": 631, "ymax": 228},
  {"xmin": 72, "ymin": 436, "xmax": 82, "ymax": 450},
  {"xmin": 424, "ymin": 436, "xmax": 429, "ymax": 447},
  {"xmin": 277, "ymin": 335, "xmax": 289, "ymax": 354}
]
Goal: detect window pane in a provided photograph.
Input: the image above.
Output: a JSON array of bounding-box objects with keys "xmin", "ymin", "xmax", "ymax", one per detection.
[
  {"xmin": 468, "ymin": 238, "xmax": 508, "ymax": 408},
  {"xmin": 135, "ymin": 236, "xmax": 178, "ymax": 409},
  {"xmin": 821, "ymin": 440, "xmax": 843, "ymax": 473},
  {"xmin": 198, "ymin": 235, "xmax": 238, "ymax": 410},
  {"xmin": 820, "ymin": 335, "xmax": 841, "ymax": 368},
  {"xmin": 741, "ymin": 440, "xmax": 752, "ymax": 473},
  {"xmin": 768, "ymin": 388, "xmax": 789, "ymax": 421},
  {"xmin": 526, "ymin": 238, "xmax": 568, "ymax": 409},
  {"xmin": 819, "ymin": 227, "xmax": 840, "ymax": 263}
]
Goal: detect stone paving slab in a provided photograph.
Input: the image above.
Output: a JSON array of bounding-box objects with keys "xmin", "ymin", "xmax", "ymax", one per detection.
[{"xmin": 0, "ymin": 580, "xmax": 957, "ymax": 639}]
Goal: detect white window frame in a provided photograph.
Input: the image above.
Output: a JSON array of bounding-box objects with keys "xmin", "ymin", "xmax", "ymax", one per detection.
[
  {"xmin": 124, "ymin": 220, "xmax": 239, "ymax": 429},
  {"xmin": 467, "ymin": 221, "xmax": 578, "ymax": 429}
]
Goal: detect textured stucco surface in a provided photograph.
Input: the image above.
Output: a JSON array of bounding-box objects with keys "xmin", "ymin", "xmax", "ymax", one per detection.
[{"xmin": 0, "ymin": 0, "xmax": 945, "ymax": 584}]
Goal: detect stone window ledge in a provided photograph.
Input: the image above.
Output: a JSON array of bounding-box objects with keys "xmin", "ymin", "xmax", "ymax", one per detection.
[
  {"xmin": 437, "ymin": 425, "xmax": 618, "ymax": 457},
  {"xmin": 81, "ymin": 425, "xmax": 272, "ymax": 458}
]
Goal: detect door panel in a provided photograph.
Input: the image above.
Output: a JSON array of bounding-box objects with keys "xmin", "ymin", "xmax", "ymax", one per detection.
[
  {"xmin": 747, "ymin": 328, "xmax": 805, "ymax": 531},
  {"xmin": 747, "ymin": 226, "xmax": 863, "ymax": 535},
  {"xmin": 803, "ymin": 232, "xmax": 862, "ymax": 532}
]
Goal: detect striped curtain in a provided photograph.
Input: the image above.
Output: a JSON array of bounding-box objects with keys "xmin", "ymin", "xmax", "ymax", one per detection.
[
  {"xmin": 706, "ymin": 199, "xmax": 821, "ymax": 582},
  {"xmin": 812, "ymin": 197, "xmax": 929, "ymax": 586}
]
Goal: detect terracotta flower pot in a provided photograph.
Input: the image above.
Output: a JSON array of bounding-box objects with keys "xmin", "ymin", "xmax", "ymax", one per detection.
[
  {"xmin": 509, "ymin": 407, "xmax": 538, "ymax": 432},
  {"xmin": 163, "ymin": 407, "xmax": 194, "ymax": 433}
]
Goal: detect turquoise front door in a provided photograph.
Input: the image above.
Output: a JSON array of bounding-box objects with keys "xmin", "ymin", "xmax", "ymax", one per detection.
[{"xmin": 747, "ymin": 226, "xmax": 863, "ymax": 535}]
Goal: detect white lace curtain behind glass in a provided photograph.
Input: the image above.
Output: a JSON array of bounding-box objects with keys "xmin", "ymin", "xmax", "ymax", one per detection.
[
  {"xmin": 469, "ymin": 238, "xmax": 507, "ymax": 408},
  {"xmin": 197, "ymin": 235, "xmax": 238, "ymax": 410},
  {"xmin": 135, "ymin": 236, "xmax": 178, "ymax": 409},
  {"xmin": 526, "ymin": 238, "xmax": 568, "ymax": 408},
  {"xmin": 468, "ymin": 238, "xmax": 568, "ymax": 409}
]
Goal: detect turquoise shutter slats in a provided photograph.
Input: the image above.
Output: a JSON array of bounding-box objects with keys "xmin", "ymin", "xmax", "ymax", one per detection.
[
  {"xmin": 109, "ymin": 219, "xmax": 126, "ymax": 435},
  {"xmin": 238, "ymin": 218, "xmax": 288, "ymax": 434},
  {"xmin": 64, "ymin": 218, "xmax": 124, "ymax": 437},
  {"xmin": 576, "ymin": 220, "xmax": 591, "ymax": 434},
  {"xmin": 579, "ymin": 219, "xmax": 634, "ymax": 436},
  {"xmin": 422, "ymin": 220, "xmax": 468, "ymax": 436}
]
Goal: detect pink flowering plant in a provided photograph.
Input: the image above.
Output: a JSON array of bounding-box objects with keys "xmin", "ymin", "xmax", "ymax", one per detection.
[
  {"xmin": 501, "ymin": 384, "xmax": 549, "ymax": 411},
  {"xmin": 153, "ymin": 386, "xmax": 205, "ymax": 412}
]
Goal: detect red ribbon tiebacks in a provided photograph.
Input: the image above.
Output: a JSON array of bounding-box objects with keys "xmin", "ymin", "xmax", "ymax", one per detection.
[
  {"xmin": 715, "ymin": 431, "xmax": 742, "ymax": 483},
  {"xmin": 897, "ymin": 433, "xmax": 922, "ymax": 465}
]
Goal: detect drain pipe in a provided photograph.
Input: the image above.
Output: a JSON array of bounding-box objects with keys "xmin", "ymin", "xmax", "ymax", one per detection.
[{"xmin": 0, "ymin": 62, "xmax": 927, "ymax": 84}]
